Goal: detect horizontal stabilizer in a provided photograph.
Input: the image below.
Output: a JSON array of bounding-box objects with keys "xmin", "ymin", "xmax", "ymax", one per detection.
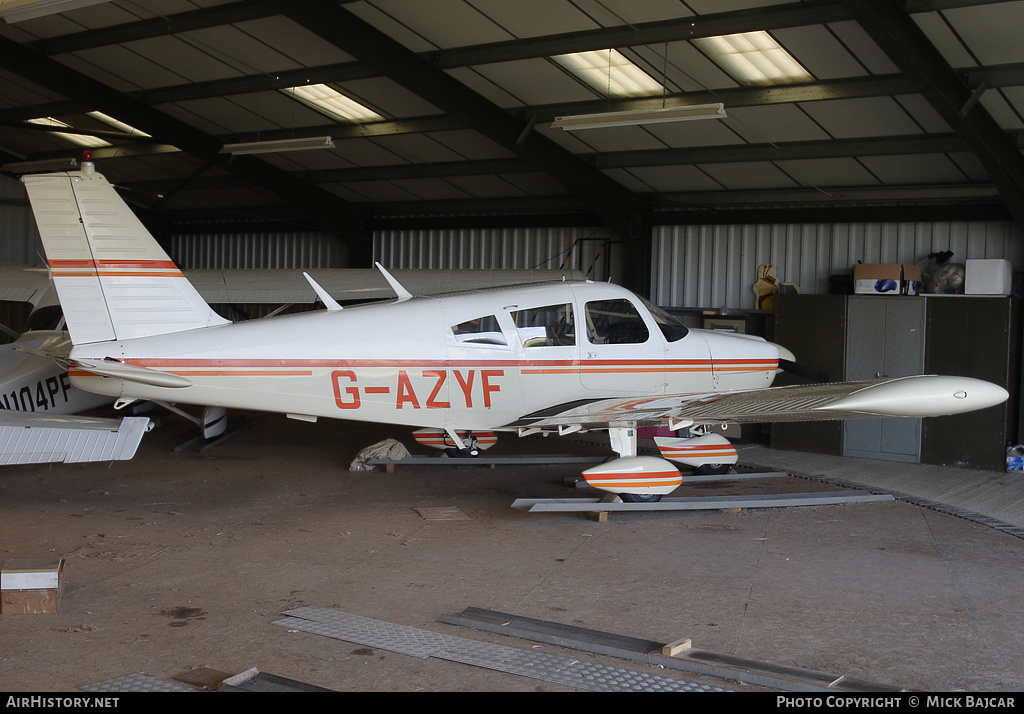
[
  {"xmin": 71, "ymin": 358, "xmax": 193, "ymax": 388},
  {"xmin": 0, "ymin": 414, "xmax": 152, "ymax": 465}
]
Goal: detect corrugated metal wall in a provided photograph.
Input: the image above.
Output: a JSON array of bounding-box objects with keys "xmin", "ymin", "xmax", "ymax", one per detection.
[
  {"xmin": 0, "ymin": 175, "xmax": 42, "ymax": 265},
  {"xmin": 2, "ymin": 170, "xmax": 1021, "ymax": 315},
  {"xmin": 167, "ymin": 232, "xmax": 349, "ymax": 270},
  {"xmin": 373, "ymin": 227, "xmax": 621, "ymax": 282},
  {"xmin": 652, "ymin": 221, "xmax": 1024, "ymax": 309},
  {"xmin": 373, "ymin": 221, "xmax": 1024, "ymax": 309}
]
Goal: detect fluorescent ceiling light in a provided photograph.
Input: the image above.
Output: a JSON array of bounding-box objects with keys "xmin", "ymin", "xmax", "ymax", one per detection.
[
  {"xmin": 553, "ymin": 49, "xmax": 664, "ymax": 98},
  {"xmin": 88, "ymin": 111, "xmax": 151, "ymax": 138},
  {"xmin": 219, "ymin": 136, "xmax": 336, "ymax": 155},
  {"xmin": 0, "ymin": 0, "xmax": 109, "ymax": 23},
  {"xmin": 26, "ymin": 117, "xmax": 110, "ymax": 148},
  {"xmin": 282, "ymin": 84, "xmax": 384, "ymax": 124},
  {"xmin": 551, "ymin": 103, "xmax": 726, "ymax": 130},
  {"xmin": 693, "ymin": 31, "xmax": 813, "ymax": 86}
]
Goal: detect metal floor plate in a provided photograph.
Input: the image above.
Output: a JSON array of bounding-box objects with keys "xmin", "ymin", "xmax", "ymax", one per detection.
[
  {"xmin": 81, "ymin": 673, "xmax": 195, "ymax": 693},
  {"xmin": 274, "ymin": 607, "xmax": 726, "ymax": 692}
]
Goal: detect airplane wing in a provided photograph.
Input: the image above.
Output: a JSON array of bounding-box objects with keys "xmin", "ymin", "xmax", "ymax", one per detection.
[
  {"xmin": 1, "ymin": 263, "xmax": 586, "ymax": 306},
  {"xmin": 507, "ymin": 375, "xmax": 1009, "ymax": 429},
  {"xmin": 0, "ymin": 412, "xmax": 152, "ymax": 465},
  {"xmin": 177, "ymin": 268, "xmax": 587, "ymax": 304},
  {"xmin": 0, "ymin": 263, "xmax": 50, "ymax": 304}
]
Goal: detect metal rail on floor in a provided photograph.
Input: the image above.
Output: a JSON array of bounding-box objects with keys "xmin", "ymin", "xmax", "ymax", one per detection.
[
  {"xmin": 273, "ymin": 607, "xmax": 726, "ymax": 692},
  {"xmin": 368, "ymin": 453, "xmax": 609, "ymax": 470},
  {"xmin": 512, "ymin": 490, "xmax": 894, "ymax": 513},
  {"xmin": 440, "ymin": 607, "xmax": 904, "ymax": 693}
]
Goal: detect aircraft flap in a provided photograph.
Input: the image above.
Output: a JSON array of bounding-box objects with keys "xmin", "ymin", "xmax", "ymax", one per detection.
[{"xmin": 72, "ymin": 358, "xmax": 193, "ymax": 388}]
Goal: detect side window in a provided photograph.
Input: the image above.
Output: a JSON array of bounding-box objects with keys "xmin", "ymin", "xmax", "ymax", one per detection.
[
  {"xmin": 451, "ymin": 315, "xmax": 507, "ymax": 345},
  {"xmin": 511, "ymin": 303, "xmax": 575, "ymax": 348},
  {"xmin": 585, "ymin": 299, "xmax": 649, "ymax": 344}
]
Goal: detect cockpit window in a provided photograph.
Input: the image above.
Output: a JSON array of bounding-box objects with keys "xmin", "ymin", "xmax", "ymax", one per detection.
[
  {"xmin": 639, "ymin": 297, "xmax": 689, "ymax": 342},
  {"xmin": 511, "ymin": 303, "xmax": 575, "ymax": 347},
  {"xmin": 451, "ymin": 315, "xmax": 507, "ymax": 345},
  {"xmin": 585, "ymin": 299, "xmax": 649, "ymax": 344}
]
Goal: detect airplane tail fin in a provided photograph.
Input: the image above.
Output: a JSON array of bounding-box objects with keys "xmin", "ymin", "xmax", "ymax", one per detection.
[{"xmin": 22, "ymin": 164, "xmax": 228, "ymax": 345}]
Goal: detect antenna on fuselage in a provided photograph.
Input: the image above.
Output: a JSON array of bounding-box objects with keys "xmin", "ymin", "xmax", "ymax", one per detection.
[
  {"xmin": 302, "ymin": 272, "xmax": 343, "ymax": 311},
  {"xmin": 375, "ymin": 262, "xmax": 413, "ymax": 301}
]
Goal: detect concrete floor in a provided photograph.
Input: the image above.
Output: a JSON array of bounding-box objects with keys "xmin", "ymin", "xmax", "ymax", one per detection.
[{"xmin": 1, "ymin": 412, "xmax": 1023, "ymax": 692}]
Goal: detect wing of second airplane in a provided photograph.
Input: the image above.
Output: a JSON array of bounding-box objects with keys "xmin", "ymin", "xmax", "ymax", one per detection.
[
  {"xmin": 507, "ymin": 375, "xmax": 1009, "ymax": 429},
  {"xmin": 0, "ymin": 412, "xmax": 152, "ymax": 465},
  {"xmin": 186, "ymin": 268, "xmax": 587, "ymax": 304},
  {"xmin": 0, "ymin": 263, "xmax": 51, "ymax": 304}
]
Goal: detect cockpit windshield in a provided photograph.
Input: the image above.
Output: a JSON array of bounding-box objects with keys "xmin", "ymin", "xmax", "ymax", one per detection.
[{"xmin": 639, "ymin": 297, "xmax": 688, "ymax": 342}]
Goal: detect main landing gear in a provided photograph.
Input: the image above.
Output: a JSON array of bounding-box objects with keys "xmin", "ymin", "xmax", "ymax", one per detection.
[
  {"xmin": 580, "ymin": 425, "xmax": 739, "ymax": 502},
  {"xmin": 580, "ymin": 427, "xmax": 681, "ymax": 503}
]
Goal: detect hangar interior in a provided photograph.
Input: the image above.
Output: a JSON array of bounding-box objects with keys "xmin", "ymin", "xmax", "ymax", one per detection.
[{"xmin": 2, "ymin": 0, "xmax": 1024, "ymax": 694}]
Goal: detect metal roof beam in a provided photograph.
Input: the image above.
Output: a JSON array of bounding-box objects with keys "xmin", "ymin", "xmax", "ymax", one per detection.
[
  {"xmin": 293, "ymin": 133, "xmax": 970, "ymax": 183},
  {"xmin": 280, "ymin": 0, "xmax": 654, "ymax": 290},
  {"xmin": 21, "ymin": 0, "xmax": 283, "ymax": 55},
  {"xmin": 24, "ymin": 1, "xmax": 845, "ymax": 66},
  {"xmin": 840, "ymin": 0, "xmax": 1024, "ymax": 230},
  {"xmin": 0, "ymin": 34, "xmax": 369, "ymax": 253},
  {"xmin": 436, "ymin": 1, "xmax": 848, "ymax": 67},
  {"xmin": 113, "ymin": 132, "xmax": 984, "ymax": 196},
  {"xmin": 31, "ymin": 2, "xmax": 855, "ymax": 108}
]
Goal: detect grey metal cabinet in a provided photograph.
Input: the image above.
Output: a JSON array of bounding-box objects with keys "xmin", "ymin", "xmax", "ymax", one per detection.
[
  {"xmin": 772, "ymin": 294, "xmax": 1019, "ymax": 469},
  {"xmin": 920, "ymin": 297, "xmax": 1020, "ymax": 470},
  {"xmin": 843, "ymin": 296, "xmax": 925, "ymax": 462}
]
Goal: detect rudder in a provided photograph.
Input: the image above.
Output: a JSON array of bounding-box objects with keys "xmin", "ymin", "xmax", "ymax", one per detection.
[{"xmin": 23, "ymin": 164, "xmax": 228, "ymax": 345}]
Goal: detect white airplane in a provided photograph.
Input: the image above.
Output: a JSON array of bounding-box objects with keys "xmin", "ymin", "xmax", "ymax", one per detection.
[
  {"xmin": 18, "ymin": 162, "xmax": 1009, "ymax": 500},
  {"xmin": 0, "ymin": 264, "xmax": 584, "ymax": 459}
]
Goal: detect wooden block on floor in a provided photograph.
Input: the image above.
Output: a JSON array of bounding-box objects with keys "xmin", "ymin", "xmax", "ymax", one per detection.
[
  {"xmin": 2, "ymin": 559, "xmax": 65, "ymax": 614},
  {"xmin": 661, "ymin": 637, "xmax": 693, "ymax": 657},
  {"xmin": 587, "ymin": 493, "xmax": 621, "ymax": 522}
]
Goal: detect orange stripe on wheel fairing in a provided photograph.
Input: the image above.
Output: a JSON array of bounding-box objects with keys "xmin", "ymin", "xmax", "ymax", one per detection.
[
  {"xmin": 585, "ymin": 478, "xmax": 683, "ymax": 489},
  {"xmin": 660, "ymin": 451, "xmax": 736, "ymax": 459}
]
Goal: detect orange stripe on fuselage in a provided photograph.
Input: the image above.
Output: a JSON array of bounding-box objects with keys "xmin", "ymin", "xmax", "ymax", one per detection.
[{"xmin": 71, "ymin": 358, "xmax": 774, "ymax": 381}]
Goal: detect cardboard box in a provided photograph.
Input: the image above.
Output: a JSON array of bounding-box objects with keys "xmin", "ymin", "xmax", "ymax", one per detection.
[
  {"xmin": 853, "ymin": 263, "xmax": 921, "ymax": 295},
  {"xmin": 703, "ymin": 318, "xmax": 745, "ymax": 333},
  {"xmin": 966, "ymin": 259, "xmax": 1012, "ymax": 295}
]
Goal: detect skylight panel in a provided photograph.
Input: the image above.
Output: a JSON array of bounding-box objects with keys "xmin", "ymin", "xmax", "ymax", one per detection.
[
  {"xmin": 553, "ymin": 49, "xmax": 665, "ymax": 98},
  {"xmin": 693, "ymin": 31, "xmax": 813, "ymax": 86},
  {"xmin": 26, "ymin": 117, "xmax": 110, "ymax": 148},
  {"xmin": 282, "ymin": 84, "xmax": 384, "ymax": 124}
]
